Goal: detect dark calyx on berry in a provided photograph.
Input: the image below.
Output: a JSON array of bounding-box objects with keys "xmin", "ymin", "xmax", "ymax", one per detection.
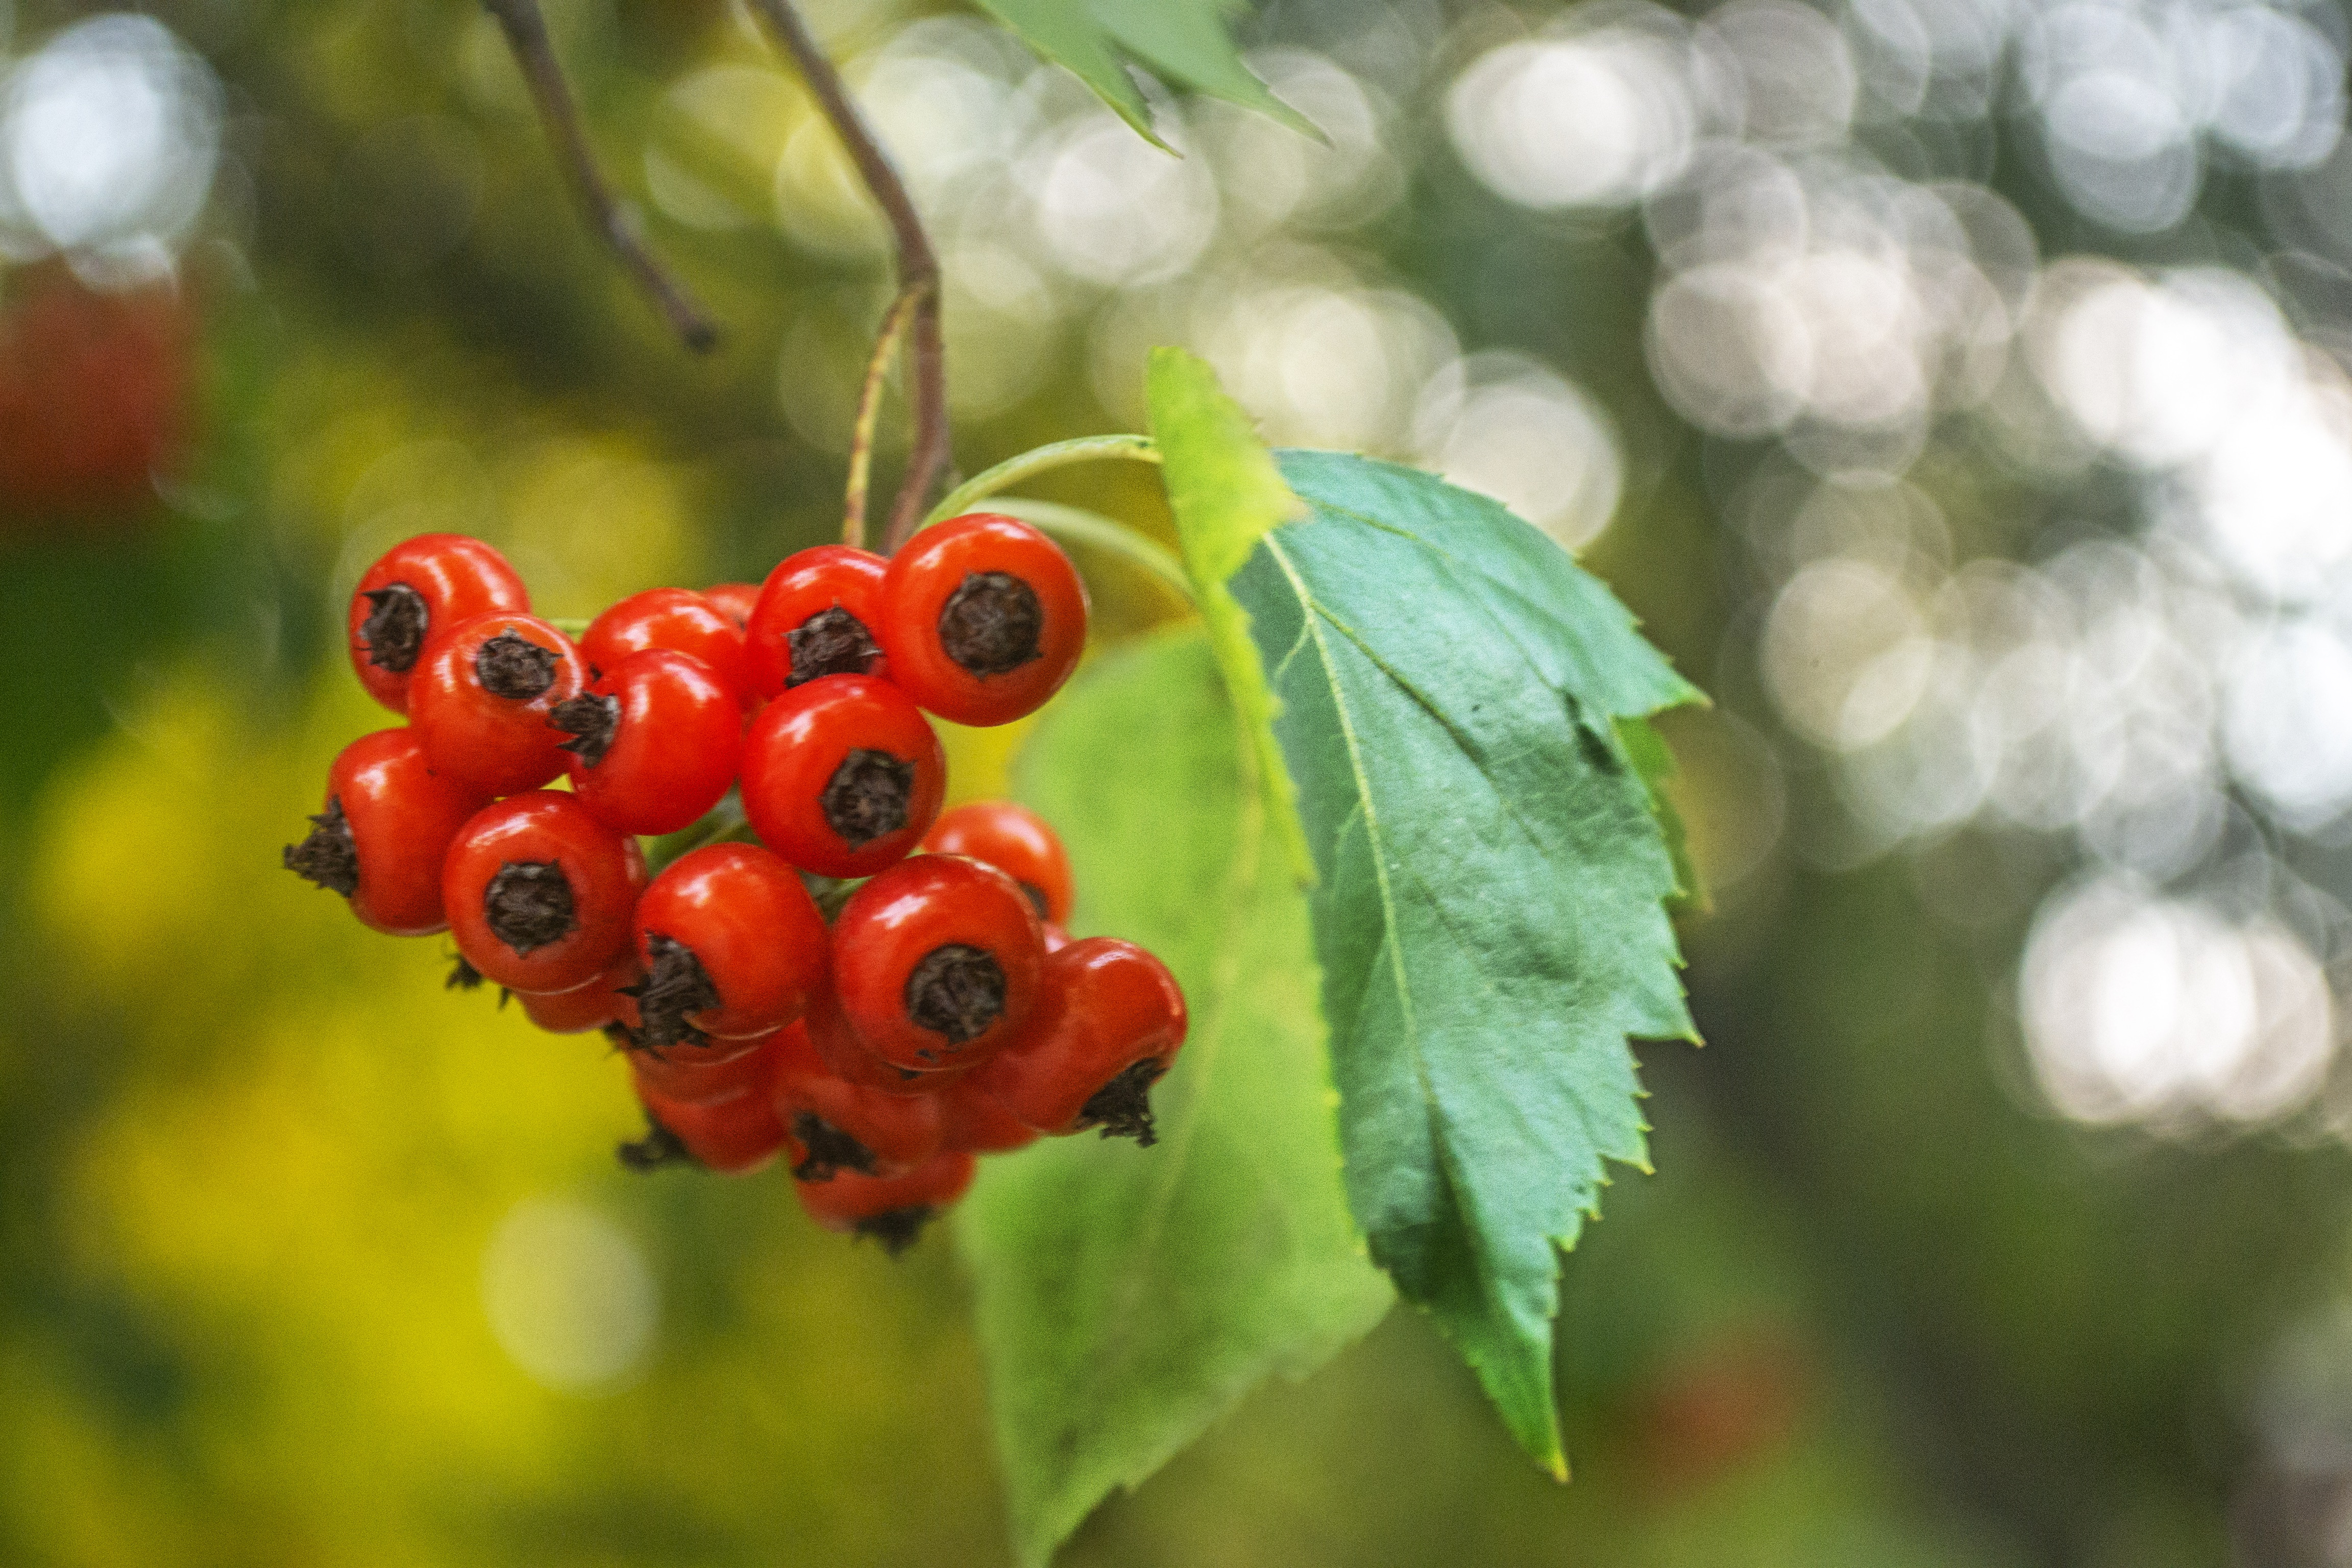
[
  {"xmin": 854, "ymin": 1205, "xmax": 937, "ymax": 1255},
  {"xmin": 617, "ymin": 1115, "xmax": 696, "ymax": 1173},
  {"xmin": 788, "ymin": 607, "xmax": 881, "ymax": 687},
  {"xmin": 483, "ymin": 859, "xmax": 576, "ymax": 953},
  {"xmin": 938, "ymin": 571, "xmax": 1042, "ymax": 677},
  {"xmin": 475, "ymin": 629, "xmax": 560, "ymax": 700},
  {"xmin": 359, "ymin": 584, "xmax": 429, "ymax": 673},
  {"xmin": 283, "ymin": 798, "xmax": 359, "ymax": 896},
  {"xmin": 1082, "ymin": 1059, "xmax": 1167, "ymax": 1147},
  {"xmin": 820, "ymin": 747, "xmax": 914, "ymax": 849},
  {"xmin": 549, "ymin": 692, "xmax": 620, "ymax": 768},
  {"xmin": 789, "ymin": 1110, "xmax": 879, "ymax": 1182},
  {"xmin": 626, "ymin": 933, "xmax": 721, "ymax": 1049},
  {"xmin": 446, "ymin": 955, "xmax": 485, "ymax": 991},
  {"xmin": 903, "ymin": 943, "xmax": 1005, "ymax": 1049}
]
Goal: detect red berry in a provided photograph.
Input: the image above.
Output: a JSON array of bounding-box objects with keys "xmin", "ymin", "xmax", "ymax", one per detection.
[
  {"xmin": 972, "ymin": 938, "xmax": 1186, "ymax": 1144},
  {"xmin": 830, "ymin": 855, "xmax": 1045, "ymax": 1072},
  {"xmin": 877, "ymin": 513, "xmax": 1086, "ymax": 726},
  {"xmin": 739, "ymin": 675, "xmax": 945, "ymax": 878},
  {"xmin": 518, "ymin": 953, "xmax": 643, "ymax": 1034},
  {"xmin": 701, "ymin": 581, "xmax": 760, "ymax": 628},
  {"xmin": 805, "ymin": 981, "xmax": 965, "ymax": 1096},
  {"xmin": 921, "ymin": 799, "xmax": 1074, "ymax": 924},
  {"xmin": 743, "ymin": 545, "xmax": 890, "ymax": 699},
  {"xmin": 408, "ymin": 611, "xmax": 587, "ymax": 796},
  {"xmin": 1042, "ymin": 922, "xmax": 1071, "ymax": 954},
  {"xmin": 939, "ymin": 1076, "xmax": 1039, "ymax": 1154},
  {"xmin": 625, "ymin": 1071, "xmax": 791, "ymax": 1177},
  {"xmin": 281, "ymin": 728, "xmax": 491, "ymax": 935},
  {"xmin": 769, "ymin": 1022, "xmax": 947, "ymax": 1179},
  {"xmin": 443, "ymin": 792, "xmax": 647, "ymax": 993},
  {"xmin": 628, "ymin": 844, "xmax": 828, "ymax": 1048},
  {"xmin": 626, "ymin": 1025, "xmax": 781, "ymax": 1106},
  {"xmin": 347, "ymin": 535, "xmax": 529, "ymax": 714},
  {"xmin": 0, "ymin": 268, "xmax": 190, "ymax": 525},
  {"xmin": 793, "ymin": 1149, "xmax": 975, "ymax": 1252},
  {"xmin": 555, "ymin": 649, "xmax": 742, "ymax": 836},
  {"xmin": 580, "ymin": 588, "xmax": 752, "ymax": 702}
]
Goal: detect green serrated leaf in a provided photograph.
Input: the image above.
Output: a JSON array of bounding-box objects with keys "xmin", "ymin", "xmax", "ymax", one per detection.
[
  {"xmin": 1212, "ymin": 447, "xmax": 1701, "ymax": 1477},
  {"xmin": 972, "ymin": 0, "xmax": 1319, "ymax": 148},
  {"xmin": 1146, "ymin": 347, "xmax": 1313, "ymax": 884},
  {"xmin": 1618, "ymin": 715, "xmax": 1704, "ymax": 915},
  {"xmin": 959, "ymin": 627, "xmax": 1393, "ymax": 1568}
]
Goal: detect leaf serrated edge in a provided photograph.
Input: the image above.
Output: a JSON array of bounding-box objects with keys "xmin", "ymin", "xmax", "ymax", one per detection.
[
  {"xmin": 1247, "ymin": 477, "xmax": 1704, "ymax": 1480},
  {"xmin": 1259, "ymin": 528, "xmax": 1588, "ymax": 1475}
]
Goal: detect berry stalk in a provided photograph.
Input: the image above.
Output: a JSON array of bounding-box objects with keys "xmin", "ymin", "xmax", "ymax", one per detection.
[
  {"xmin": 741, "ymin": 0, "xmax": 950, "ymax": 552},
  {"xmin": 920, "ymin": 435, "xmax": 1162, "ymax": 531}
]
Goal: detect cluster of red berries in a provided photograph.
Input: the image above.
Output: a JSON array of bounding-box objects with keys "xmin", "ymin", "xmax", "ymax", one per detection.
[{"xmin": 283, "ymin": 521, "xmax": 1187, "ymax": 1252}]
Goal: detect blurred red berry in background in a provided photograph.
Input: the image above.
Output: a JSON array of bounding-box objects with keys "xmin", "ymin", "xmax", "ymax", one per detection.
[{"xmin": 0, "ymin": 263, "xmax": 192, "ymax": 522}]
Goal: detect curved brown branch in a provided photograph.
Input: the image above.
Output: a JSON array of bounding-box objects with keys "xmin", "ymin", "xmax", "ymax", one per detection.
[
  {"xmin": 482, "ymin": 0, "xmax": 721, "ymax": 353},
  {"xmin": 743, "ymin": 0, "xmax": 951, "ymax": 549}
]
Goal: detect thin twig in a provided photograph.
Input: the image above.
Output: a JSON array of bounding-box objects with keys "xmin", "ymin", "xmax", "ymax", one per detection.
[
  {"xmin": 744, "ymin": 0, "xmax": 950, "ymax": 549},
  {"xmin": 842, "ymin": 284, "xmax": 926, "ymax": 548},
  {"xmin": 482, "ymin": 0, "xmax": 721, "ymax": 353}
]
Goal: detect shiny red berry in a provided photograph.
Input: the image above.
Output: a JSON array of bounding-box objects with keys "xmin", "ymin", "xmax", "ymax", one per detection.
[
  {"xmin": 939, "ymin": 1075, "xmax": 1039, "ymax": 1154},
  {"xmin": 804, "ymin": 981, "xmax": 965, "ymax": 1096},
  {"xmin": 281, "ymin": 728, "xmax": 491, "ymax": 935},
  {"xmin": 877, "ymin": 513, "xmax": 1086, "ymax": 726},
  {"xmin": 739, "ymin": 675, "xmax": 945, "ymax": 878},
  {"xmin": 408, "ymin": 611, "xmax": 587, "ymax": 796},
  {"xmin": 628, "ymin": 844, "xmax": 828, "ymax": 1049},
  {"xmin": 347, "ymin": 534, "xmax": 529, "ymax": 714},
  {"xmin": 624, "ymin": 1071, "xmax": 791, "ymax": 1177},
  {"xmin": 625, "ymin": 1024, "xmax": 780, "ymax": 1105},
  {"xmin": 769, "ymin": 1021, "xmax": 946, "ymax": 1180},
  {"xmin": 973, "ymin": 938, "xmax": 1187, "ymax": 1144},
  {"xmin": 555, "ymin": 649, "xmax": 742, "ymax": 836},
  {"xmin": 921, "ymin": 799, "xmax": 1074, "ymax": 924},
  {"xmin": 830, "ymin": 855, "xmax": 1045, "ymax": 1072},
  {"xmin": 793, "ymin": 1149, "xmax": 975, "ymax": 1252},
  {"xmin": 580, "ymin": 587, "xmax": 752, "ymax": 702},
  {"xmin": 743, "ymin": 545, "xmax": 890, "ymax": 699},
  {"xmin": 517, "ymin": 953, "xmax": 643, "ymax": 1034},
  {"xmin": 442, "ymin": 792, "xmax": 647, "ymax": 993},
  {"xmin": 700, "ymin": 581, "xmax": 760, "ymax": 628}
]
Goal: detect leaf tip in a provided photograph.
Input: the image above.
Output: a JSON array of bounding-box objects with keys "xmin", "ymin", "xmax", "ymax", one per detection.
[{"xmin": 1102, "ymin": 96, "xmax": 1177, "ymax": 154}]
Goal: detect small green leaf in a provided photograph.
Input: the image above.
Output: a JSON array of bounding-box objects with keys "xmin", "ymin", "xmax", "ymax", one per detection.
[
  {"xmin": 972, "ymin": 0, "xmax": 1319, "ymax": 148},
  {"xmin": 959, "ymin": 627, "xmax": 1393, "ymax": 1568},
  {"xmin": 1146, "ymin": 347, "xmax": 1312, "ymax": 882},
  {"xmin": 1211, "ymin": 446, "xmax": 1700, "ymax": 1476}
]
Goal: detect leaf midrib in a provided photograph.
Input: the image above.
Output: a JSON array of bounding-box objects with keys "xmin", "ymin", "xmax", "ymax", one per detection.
[
  {"xmin": 1279, "ymin": 526, "xmax": 1627, "ymax": 1279},
  {"xmin": 1263, "ymin": 528, "xmax": 1630, "ymax": 1339},
  {"xmin": 1265, "ymin": 536, "xmax": 1533, "ymax": 1325}
]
